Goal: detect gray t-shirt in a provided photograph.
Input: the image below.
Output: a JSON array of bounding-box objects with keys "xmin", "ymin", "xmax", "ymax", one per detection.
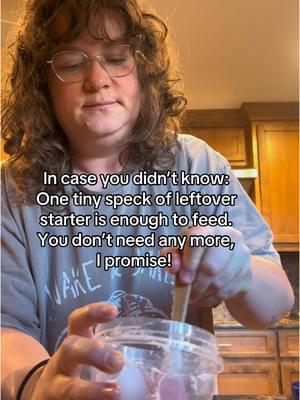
[{"xmin": 1, "ymin": 134, "xmax": 280, "ymax": 355}]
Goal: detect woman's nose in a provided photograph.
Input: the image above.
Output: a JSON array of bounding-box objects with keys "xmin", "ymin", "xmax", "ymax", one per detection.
[{"xmin": 83, "ymin": 60, "xmax": 112, "ymax": 91}]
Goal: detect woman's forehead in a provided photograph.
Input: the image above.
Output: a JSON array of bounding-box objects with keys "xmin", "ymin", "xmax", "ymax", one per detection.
[{"xmin": 51, "ymin": 9, "xmax": 128, "ymax": 47}]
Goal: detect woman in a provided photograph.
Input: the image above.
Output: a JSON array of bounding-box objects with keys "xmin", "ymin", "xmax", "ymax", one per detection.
[{"xmin": 1, "ymin": 0, "xmax": 294, "ymax": 399}]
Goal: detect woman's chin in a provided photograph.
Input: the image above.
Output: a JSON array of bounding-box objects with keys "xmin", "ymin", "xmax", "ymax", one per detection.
[{"xmin": 82, "ymin": 124, "xmax": 129, "ymax": 142}]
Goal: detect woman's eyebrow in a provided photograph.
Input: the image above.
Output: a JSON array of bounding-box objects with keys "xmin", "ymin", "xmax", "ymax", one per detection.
[
  {"xmin": 56, "ymin": 44, "xmax": 84, "ymax": 52},
  {"xmin": 56, "ymin": 38, "xmax": 123, "ymax": 52}
]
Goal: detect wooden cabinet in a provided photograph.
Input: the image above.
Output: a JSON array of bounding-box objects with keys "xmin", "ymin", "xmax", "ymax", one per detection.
[
  {"xmin": 184, "ymin": 108, "xmax": 251, "ymax": 168},
  {"xmin": 185, "ymin": 103, "xmax": 299, "ymax": 251},
  {"xmin": 254, "ymin": 122, "xmax": 299, "ymax": 251},
  {"xmin": 216, "ymin": 328, "xmax": 299, "ymax": 396},
  {"xmin": 242, "ymin": 102, "xmax": 299, "ymax": 251},
  {"xmin": 217, "ymin": 330, "xmax": 277, "ymax": 357},
  {"xmin": 218, "ymin": 362, "xmax": 280, "ymax": 395},
  {"xmin": 278, "ymin": 330, "xmax": 300, "ymax": 396},
  {"xmin": 189, "ymin": 127, "xmax": 247, "ymax": 167},
  {"xmin": 281, "ymin": 361, "xmax": 299, "ymax": 395},
  {"xmin": 216, "ymin": 330, "xmax": 280, "ymax": 395},
  {"xmin": 278, "ymin": 329, "xmax": 299, "ymax": 357}
]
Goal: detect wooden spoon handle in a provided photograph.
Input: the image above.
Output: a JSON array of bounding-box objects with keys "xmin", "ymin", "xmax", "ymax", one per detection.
[{"xmin": 171, "ymin": 276, "xmax": 192, "ymax": 322}]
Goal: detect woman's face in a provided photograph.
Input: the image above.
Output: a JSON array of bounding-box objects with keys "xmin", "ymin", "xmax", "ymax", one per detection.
[{"xmin": 47, "ymin": 13, "xmax": 142, "ymax": 155}]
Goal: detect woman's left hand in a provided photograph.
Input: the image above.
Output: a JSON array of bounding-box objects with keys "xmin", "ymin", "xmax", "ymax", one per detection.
[{"xmin": 161, "ymin": 225, "xmax": 253, "ymax": 308}]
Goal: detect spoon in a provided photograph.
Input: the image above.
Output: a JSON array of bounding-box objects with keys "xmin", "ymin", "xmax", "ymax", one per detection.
[{"xmin": 171, "ymin": 276, "xmax": 192, "ymax": 322}]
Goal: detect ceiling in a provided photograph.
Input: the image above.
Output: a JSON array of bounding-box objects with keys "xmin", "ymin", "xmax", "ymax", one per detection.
[{"xmin": 2, "ymin": 0, "xmax": 299, "ymax": 109}]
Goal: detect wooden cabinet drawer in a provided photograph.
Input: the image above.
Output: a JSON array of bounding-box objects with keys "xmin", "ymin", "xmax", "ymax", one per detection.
[
  {"xmin": 218, "ymin": 361, "xmax": 280, "ymax": 395},
  {"xmin": 216, "ymin": 330, "xmax": 276, "ymax": 357},
  {"xmin": 278, "ymin": 330, "xmax": 299, "ymax": 357}
]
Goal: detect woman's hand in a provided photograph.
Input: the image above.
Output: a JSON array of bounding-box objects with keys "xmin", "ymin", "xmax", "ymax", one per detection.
[
  {"xmin": 30, "ymin": 303, "xmax": 124, "ymax": 400},
  {"xmin": 161, "ymin": 225, "xmax": 253, "ymax": 308}
]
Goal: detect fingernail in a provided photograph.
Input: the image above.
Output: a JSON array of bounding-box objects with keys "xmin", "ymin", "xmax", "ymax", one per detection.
[
  {"xmin": 107, "ymin": 352, "xmax": 124, "ymax": 369},
  {"xmin": 179, "ymin": 270, "xmax": 194, "ymax": 284},
  {"xmin": 102, "ymin": 304, "xmax": 118, "ymax": 315}
]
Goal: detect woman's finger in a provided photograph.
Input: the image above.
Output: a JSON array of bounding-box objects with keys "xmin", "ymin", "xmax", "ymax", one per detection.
[
  {"xmin": 68, "ymin": 303, "xmax": 118, "ymax": 337},
  {"xmin": 45, "ymin": 376, "xmax": 120, "ymax": 400},
  {"xmin": 52, "ymin": 335, "xmax": 124, "ymax": 376},
  {"xmin": 179, "ymin": 226, "xmax": 209, "ymax": 283}
]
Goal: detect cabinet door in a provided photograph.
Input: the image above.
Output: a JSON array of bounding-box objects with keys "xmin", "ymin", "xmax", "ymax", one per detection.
[
  {"xmin": 256, "ymin": 122, "xmax": 299, "ymax": 250},
  {"xmin": 218, "ymin": 362, "xmax": 280, "ymax": 395},
  {"xmin": 278, "ymin": 330, "xmax": 299, "ymax": 357},
  {"xmin": 189, "ymin": 128, "xmax": 247, "ymax": 167},
  {"xmin": 279, "ymin": 330, "xmax": 299, "ymax": 395},
  {"xmin": 281, "ymin": 361, "xmax": 299, "ymax": 395}
]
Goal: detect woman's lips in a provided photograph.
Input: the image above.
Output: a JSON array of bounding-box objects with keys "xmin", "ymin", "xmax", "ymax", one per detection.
[{"xmin": 83, "ymin": 101, "xmax": 118, "ymax": 109}]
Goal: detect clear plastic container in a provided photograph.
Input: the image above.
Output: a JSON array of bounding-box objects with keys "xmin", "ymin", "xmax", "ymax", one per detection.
[{"xmin": 87, "ymin": 317, "xmax": 223, "ymax": 400}]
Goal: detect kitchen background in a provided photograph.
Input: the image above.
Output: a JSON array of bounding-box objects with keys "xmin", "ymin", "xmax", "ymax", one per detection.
[{"xmin": 1, "ymin": 0, "xmax": 299, "ymax": 398}]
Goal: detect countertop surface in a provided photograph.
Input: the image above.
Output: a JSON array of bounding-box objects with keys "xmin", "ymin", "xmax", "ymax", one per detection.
[
  {"xmin": 212, "ymin": 302, "xmax": 299, "ymax": 329},
  {"xmin": 214, "ymin": 317, "xmax": 299, "ymax": 329}
]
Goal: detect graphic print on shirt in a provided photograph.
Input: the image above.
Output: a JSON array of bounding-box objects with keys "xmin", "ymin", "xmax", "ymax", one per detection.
[
  {"xmin": 45, "ymin": 248, "xmax": 174, "ymax": 307},
  {"xmin": 54, "ymin": 289, "xmax": 169, "ymax": 350}
]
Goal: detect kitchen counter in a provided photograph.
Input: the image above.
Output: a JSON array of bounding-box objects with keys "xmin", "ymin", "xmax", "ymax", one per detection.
[{"xmin": 214, "ymin": 317, "xmax": 299, "ymax": 329}]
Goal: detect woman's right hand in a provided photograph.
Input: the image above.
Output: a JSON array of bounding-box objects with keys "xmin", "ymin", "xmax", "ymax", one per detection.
[{"xmin": 30, "ymin": 303, "xmax": 124, "ymax": 400}]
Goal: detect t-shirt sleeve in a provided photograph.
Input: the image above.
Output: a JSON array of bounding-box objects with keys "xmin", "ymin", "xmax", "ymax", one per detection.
[
  {"xmin": 181, "ymin": 135, "xmax": 281, "ymax": 264},
  {"xmin": 1, "ymin": 166, "xmax": 41, "ymax": 340}
]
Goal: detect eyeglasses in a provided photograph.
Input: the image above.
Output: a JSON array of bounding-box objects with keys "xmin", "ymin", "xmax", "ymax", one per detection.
[{"xmin": 46, "ymin": 44, "xmax": 137, "ymax": 83}]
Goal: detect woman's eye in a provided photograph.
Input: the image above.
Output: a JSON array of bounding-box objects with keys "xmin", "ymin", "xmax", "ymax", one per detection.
[
  {"xmin": 106, "ymin": 58, "xmax": 127, "ymax": 65},
  {"xmin": 60, "ymin": 62, "xmax": 84, "ymax": 70}
]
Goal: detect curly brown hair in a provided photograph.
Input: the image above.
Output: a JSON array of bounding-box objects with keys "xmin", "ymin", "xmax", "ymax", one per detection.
[{"xmin": 2, "ymin": 0, "xmax": 187, "ymax": 203}]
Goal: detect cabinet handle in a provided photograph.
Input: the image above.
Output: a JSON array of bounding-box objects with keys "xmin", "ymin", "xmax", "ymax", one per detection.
[{"xmin": 218, "ymin": 344, "xmax": 232, "ymax": 347}]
